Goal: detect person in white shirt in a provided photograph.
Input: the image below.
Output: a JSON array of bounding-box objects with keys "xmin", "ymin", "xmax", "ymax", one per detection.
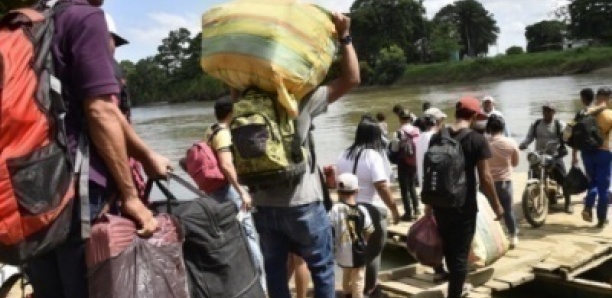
[
  {"xmin": 329, "ymin": 173, "xmax": 375, "ymax": 298},
  {"xmin": 416, "ymin": 114, "xmax": 439, "ymax": 187},
  {"xmin": 336, "ymin": 115, "xmax": 400, "ymax": 296},
  {"xmin": 475, "ymin": 96, "xmax": 510, "ymax": 136}
]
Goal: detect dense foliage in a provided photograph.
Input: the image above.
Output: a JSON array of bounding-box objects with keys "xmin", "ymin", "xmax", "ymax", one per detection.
[
  {"xmin": 567, "ymin": 0, "xmax": 612, "ymax": 44},
  {"xmin": 433, "ymin": 0, "xmax": 499, "ymax": 58},
  {"xmin": 525, "ymin": 20, "xmax": 565, "ymax": 53},
  {"xmin": 505, "ymin": 46, "xmax": 524, "ymax": 56},
  {"xmin": 120, "ymin": 30, "xmax": 225, "ymax": 106}
]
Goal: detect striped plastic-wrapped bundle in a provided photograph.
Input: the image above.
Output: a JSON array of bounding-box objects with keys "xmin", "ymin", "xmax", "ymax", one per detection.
[
  {"xmin": 469, "ymin": 193, "xmax": 510, "ymax": 269},
  {"xmin": 201, "ymin": 0, "xmax": 337, "ymax": 118}
]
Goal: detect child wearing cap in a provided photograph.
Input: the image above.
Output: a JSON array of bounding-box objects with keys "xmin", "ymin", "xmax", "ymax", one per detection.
[{"xmin": 329, "ymin": 173, "xmax": 375, "ymax": 298}]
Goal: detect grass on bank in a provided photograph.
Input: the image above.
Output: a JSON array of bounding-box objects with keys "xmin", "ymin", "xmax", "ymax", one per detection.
[{"xmin": 399, "ymin": 47, "xmax": 612, "ymax": 85}]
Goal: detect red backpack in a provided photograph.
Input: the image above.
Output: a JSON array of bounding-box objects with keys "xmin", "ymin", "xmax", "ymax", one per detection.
[
  {"xmin": 0, "ymin": 2, "xmax": 76, "ymax": 265},
  {"xmin": 183, "ymin": 127, "xmax": 228, "ymax": 194}
]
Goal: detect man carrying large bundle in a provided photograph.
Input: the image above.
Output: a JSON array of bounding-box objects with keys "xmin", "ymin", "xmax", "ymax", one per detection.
[{"xmin": 212, "ymin": 10, "xmax": 360, "ymax": 298}]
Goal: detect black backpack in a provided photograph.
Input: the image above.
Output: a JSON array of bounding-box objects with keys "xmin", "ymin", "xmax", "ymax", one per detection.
[
  {"xmin": 568, "ymin": 111, "xmax": 604, "ymax": 151},
  {"xmin": 421, "ymin": 128, "xmax": 471, "ymax": 208},
  {"xmin": 150, "ymin": 173, "xmax": 264, "ymax": 298}
]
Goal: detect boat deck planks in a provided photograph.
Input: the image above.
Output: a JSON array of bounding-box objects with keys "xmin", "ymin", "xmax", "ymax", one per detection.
[{"xmin": 381, "ymin": 172, "xmax": 612, "ymax": 297}]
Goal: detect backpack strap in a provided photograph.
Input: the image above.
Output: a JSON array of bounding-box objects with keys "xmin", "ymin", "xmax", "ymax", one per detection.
[
  {"xmin": 453, "ymin": 128, "xmax": 472, "ymax": 143},
  {"xmin": 74, "ymin": 134, "xmax": 91, "ymax": 239},
  {"xmin": 207, "ymin": 124, "xmax": 224, "ymax": 144}
]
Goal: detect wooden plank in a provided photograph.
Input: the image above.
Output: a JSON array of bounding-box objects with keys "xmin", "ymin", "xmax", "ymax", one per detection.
[
  {"xmin": 399, "ymin": 277, "xmax": 436, "ymax": 289},
  {"xmin": 466, "ymin": 292, "xmax": 491, "ymax": 298},
  {"xmin": 380, "ymin": 281, "xmax": 422, "ymax": 296},
  {"xmin": 483, "ymin": 280, "xmax": 511, "ymax": 292},
  {"xmin": 493, "ymin": 272, "xmax": 535, "ymax": 288},
  {"xmin": 379, "ymin": 265, "xmax": 418, "ymax": 282},
  {"xmin": 471, "ymin": 287, "xmax": 492, "ymax": 295},
  {"xmin": 532, "ymin": 262, "xmax": 560, "ymax": 273},
  {"xmin": 565, "ymin": 251, "xmax": 612, "ymax": 280}
]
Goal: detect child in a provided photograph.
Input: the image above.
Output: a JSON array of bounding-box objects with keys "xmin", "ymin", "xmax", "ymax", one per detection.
[{"xmin": 329, "ymin": 173, "xmax": 375, "ymax": 298}]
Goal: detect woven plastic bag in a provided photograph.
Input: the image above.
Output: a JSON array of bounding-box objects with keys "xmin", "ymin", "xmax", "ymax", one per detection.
[
  {"xmin": 469, "ymin": 193, "xmax": 510, "ymax": 269},
  {"xmin": 406, "ymin": 214, "xmax": 444, "ymax": 267},
  {"xmin": 201, "ymin": 0, "xmax": 337, "ymax": 118}
]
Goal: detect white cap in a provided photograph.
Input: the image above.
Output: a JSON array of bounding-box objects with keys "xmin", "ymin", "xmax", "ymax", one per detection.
[
  {"xmin": 483, "ymin": 96, "xmax": 495, "ymax": 103},
  {"xmin": 424, "ymin": 107, "xmax": 447, "ymax": 120},
  {"xmin": 337, "ymin": 173, "xmax": 359, "ymax": 192},
  {"xmin": 104, "ymin": 13, "xmax": 129, "ymax": 46}
]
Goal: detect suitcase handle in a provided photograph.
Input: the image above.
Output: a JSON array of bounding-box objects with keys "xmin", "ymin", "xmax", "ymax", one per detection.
[{"xmin": 145, "ymin": 172, "xmax": 207, "ymax": 213}]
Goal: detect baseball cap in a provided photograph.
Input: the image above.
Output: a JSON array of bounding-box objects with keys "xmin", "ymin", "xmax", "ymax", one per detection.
[
  {"xmin": 337, "ymin": 173, "xmax": 359, "ymax": 193},
  {"xmin": 483, "ymin": 96, "xmax": 495, "ymax": 103},
  {"xmin": 104, "ymin": 13, "xmax": 129, "ymax": 47},
  {"xmin": 457, "ymin": 96, "xmax": 488, "ymax": 120},
  {"xmin": 424, "ymin": 107, "xmax": 447, "ymax": 120},
  {"xmin": 542, "ymin": 102, "xmax": 556, "ymax": 111}
]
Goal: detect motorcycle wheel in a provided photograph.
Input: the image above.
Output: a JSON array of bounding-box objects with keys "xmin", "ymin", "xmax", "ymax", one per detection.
[
  {"xmin": 0, "ymin": 274, "xmax": 22, "ymax": 298},
  {"xmin": 522, "ymin": 183, "xmax": 549, "ymax": 228}
]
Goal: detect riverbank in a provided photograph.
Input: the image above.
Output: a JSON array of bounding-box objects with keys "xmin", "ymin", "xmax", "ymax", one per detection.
[{"xmin": 398, "ymin": 47, "xmax": 612, "ymax": 86}]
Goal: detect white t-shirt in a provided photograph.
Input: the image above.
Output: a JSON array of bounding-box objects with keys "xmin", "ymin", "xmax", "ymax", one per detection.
[
  {"xmin": 336, "ymin": 149, "xmax": 391, "ymax": 208},
  {"xmin": 416, "ymin": 130, "xmax": 435, "ymax": 186},
  {"xmin": 329, "ymin": 203, "xmax": 374, "ymax": 268}
]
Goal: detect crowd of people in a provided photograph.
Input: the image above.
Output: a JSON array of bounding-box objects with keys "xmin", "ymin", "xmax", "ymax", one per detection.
[{"xmin": 5, "ymin": 1, "xmax": 611, "ymax": 298}]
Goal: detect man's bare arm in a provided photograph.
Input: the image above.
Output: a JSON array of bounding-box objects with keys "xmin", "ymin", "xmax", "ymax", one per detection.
[
  {"xmin": 218, "ymin": 150, "xmax": 251, "ymax": 210},
  {"xmin": 84, "ymin": 97, "xmax": 157, "ymax": 235},
  {"xmin": 327, "ymin": 13, "xmax": 360, "ymax": 103}
]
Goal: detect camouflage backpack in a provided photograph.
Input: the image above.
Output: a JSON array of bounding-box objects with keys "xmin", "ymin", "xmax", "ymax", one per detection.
[{"xmin": 230, "ymin": 89, "xmax": 307, "ymax": 186}]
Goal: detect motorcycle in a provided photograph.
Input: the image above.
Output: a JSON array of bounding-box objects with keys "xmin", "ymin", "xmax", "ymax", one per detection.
[
  {"xmin": 0, "ymin": 264, "xmax": 22, "ymax": 298},
  {"xmin": 522, "ymin": 142, "xmax": 564, "ymax": 228}
]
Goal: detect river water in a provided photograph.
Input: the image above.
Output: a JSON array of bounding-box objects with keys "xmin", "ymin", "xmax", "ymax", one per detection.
[
  {"xmin": 133, "ymin": 74, "xmax": 611, "ymax": 174},
  {"xmin": 132, "ymin": 74, "xmax": 610, "ymax": 292}
]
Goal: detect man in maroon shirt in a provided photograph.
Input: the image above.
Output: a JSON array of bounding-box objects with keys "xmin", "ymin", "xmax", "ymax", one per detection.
[{"xmin": 25, "ymin": 1, "xmax": 170, "ymax": 297}]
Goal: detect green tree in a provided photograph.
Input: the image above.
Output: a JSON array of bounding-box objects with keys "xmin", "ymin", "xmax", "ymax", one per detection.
[
  {"xmin": 429, "ymin": 21, "xmax": 461, "ymax": 62},
  {"xmin": 155, "ymin": 28, "xmax": 192, "ymax": 76},
  {"xmin": 505, "ymin": 46, "xmax": 524, "ymax": 55},
  {"xmin": 350, "ymin": 0, "xmax": 427, "ymax": 65},
  {"xmin": 434, "ymin": 0, "xmax": 499, "ymax": 58},
  {"xmin": 373, "ymin": 44, "xmax": 406, "ymax": 85},
  {"xmin": 525, "ymin": 20, "xmax": 565, "ymax": 53},
  {"xmin": 568, "ymin": 0, "xmax": 612, "ymax": 44}
]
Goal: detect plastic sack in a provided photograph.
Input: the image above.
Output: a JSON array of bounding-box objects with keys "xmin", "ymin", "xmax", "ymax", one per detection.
[
  {"xmin": 565, "ymin": 166, "xmax": 589, "ymax": 195},
  {"xmin": 406, "ymin": 214, "xmax": 444, "ymax": 267},
  {"xmin": 201, "ymin": 0, "xmax": 337, "ymax": 118},
  {"xmin": 86, "ymin": 214, "xmax": 189, "ymax": 298},
  {"xmin": 469, "ymin": 193, "xmax": 509, "ymax": 269}
]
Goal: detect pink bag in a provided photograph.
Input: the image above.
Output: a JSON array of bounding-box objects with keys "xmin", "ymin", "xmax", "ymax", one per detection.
[
  {"xmin": 86, "ymin": 214, "xmax": 189, "ymax": 298},
  {"xmin": 406, "ymin": 215, "xmax": 444, "ymax": 267},
  {"xmin": 184, "ymin": 140, "xmax": 227, "ymax": 194}
]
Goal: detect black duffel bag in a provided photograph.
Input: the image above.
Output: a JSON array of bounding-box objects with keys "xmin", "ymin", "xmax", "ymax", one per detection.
[
  {"xmin": 564, "ymin": 166, "xmax": 589, "ymax": 195},
  {"xmin": 149, "ymin": 173, "xmax": 263, "ymax": 298}
]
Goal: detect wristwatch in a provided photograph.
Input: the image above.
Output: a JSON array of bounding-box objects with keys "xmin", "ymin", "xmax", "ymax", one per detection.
[{"xmin": 339, "ymin": 35, "xmax": 352, "ymax": 46}]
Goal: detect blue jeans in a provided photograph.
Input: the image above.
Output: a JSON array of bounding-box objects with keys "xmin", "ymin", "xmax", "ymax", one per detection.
[
  {"xmin": 253, "ymin": 202, "xmax": 335, "ymax": 298},
  {"xmin": 27, "ymin": 183, "xmax": 109, "ymax": 298},
  {"xmin": 582, "ymin": 150, "xmax": 611, "ymax": 221},
  {"xmin": 495, "ymin": 181, "xmax": 518, "ymax": 236},
  {"xmin": 211, "ymin": 185, "xmax": 265, "ymax": 287}
]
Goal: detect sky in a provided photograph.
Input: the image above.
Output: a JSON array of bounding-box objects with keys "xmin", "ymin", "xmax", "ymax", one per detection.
[{"xmin": 103, "ymin": 0, "xmax": 569, "ymax": 62}]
